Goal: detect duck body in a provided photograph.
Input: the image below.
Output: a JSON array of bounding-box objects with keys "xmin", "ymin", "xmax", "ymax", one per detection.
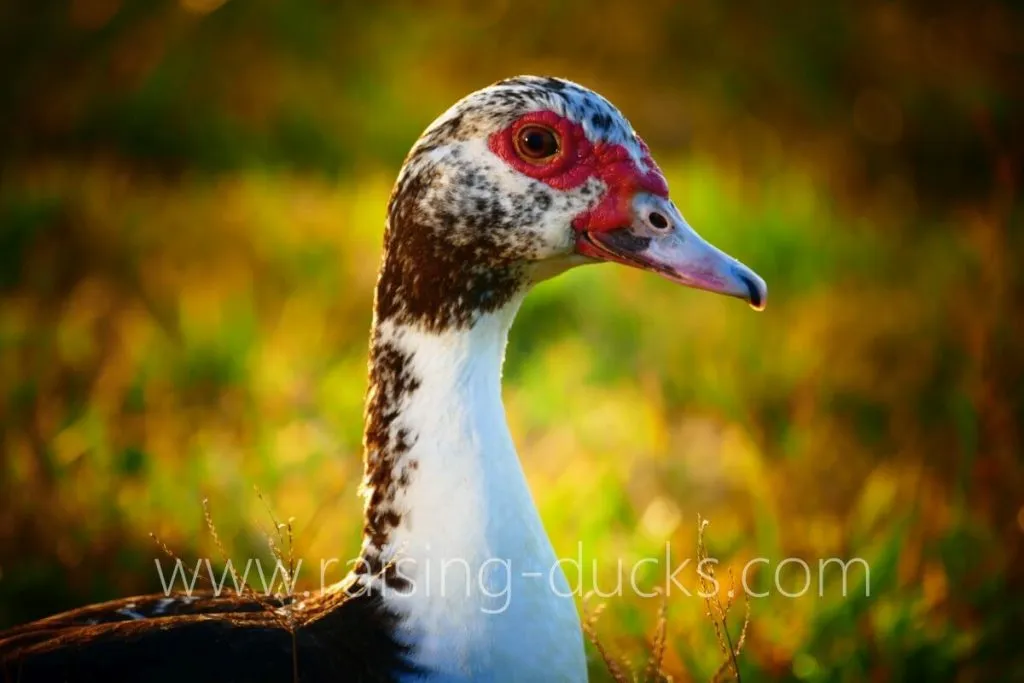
[{"xmin": 0, "ymin": 75, "xmax": 766, "ymax": 682}]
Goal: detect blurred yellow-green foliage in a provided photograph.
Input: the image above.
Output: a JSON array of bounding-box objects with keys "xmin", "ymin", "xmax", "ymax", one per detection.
[{"xmin": 1, "ymin": 1, "xmax": 1022, "ymax": 681}]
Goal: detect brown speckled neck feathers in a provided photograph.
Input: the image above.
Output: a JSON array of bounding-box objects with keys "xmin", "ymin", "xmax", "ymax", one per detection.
[
  {"xmin": 357, "ymin": 143, "xmax": 548, "ymax": 575},
  {"xmin": 358, "ymin": 162, "xmax": 536, "ymax": 581},
  {"xmin": 374, "ymin": 164, "xmax": 531, "ymax": 334},
  {"xmin": 357, "ymin": 327, "xmax": 420, "ymax": 585}
]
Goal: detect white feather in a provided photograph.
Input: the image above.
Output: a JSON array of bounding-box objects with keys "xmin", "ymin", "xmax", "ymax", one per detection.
[{"xmin": 373, "ymin": 301, "xmax": 586, "ymax": 682}]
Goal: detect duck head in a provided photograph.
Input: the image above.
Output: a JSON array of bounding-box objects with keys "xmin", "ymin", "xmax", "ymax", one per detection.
[{"xmin": 378, "ymin": 75, "xmax": 766, "ymax": 333}]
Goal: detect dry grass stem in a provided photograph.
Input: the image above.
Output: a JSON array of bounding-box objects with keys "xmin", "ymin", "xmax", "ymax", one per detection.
[
  {"xmin": 697, "ymin": 514, "xmax": 751, "ymax": 683},
  {"xmin": 582, "ymin": 593, "xmax": 631, "ymax": 683}
]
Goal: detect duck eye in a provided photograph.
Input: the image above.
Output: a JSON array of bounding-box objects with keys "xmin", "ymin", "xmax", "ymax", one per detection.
[{"xmin": 514, "ymin": 125, "xmax": 559, "ymax": 162}]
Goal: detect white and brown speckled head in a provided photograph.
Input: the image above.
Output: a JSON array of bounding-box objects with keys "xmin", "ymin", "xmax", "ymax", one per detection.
[{"xmin": 375, "ymin": 75, "xmax": 766, "ymax": 335}]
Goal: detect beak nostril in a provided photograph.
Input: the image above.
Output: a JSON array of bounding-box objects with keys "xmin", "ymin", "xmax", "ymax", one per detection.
[{"xmin": 648, "ymin": 211, "xmax": 669, "ymax": 230}]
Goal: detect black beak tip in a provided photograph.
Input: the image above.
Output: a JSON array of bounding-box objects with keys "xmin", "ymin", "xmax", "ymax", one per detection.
[{"xmin": 739, "ymin": 273, "xmax": 766, "ymax": 311}]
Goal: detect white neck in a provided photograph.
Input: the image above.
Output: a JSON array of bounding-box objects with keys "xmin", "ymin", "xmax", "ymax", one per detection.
[{"xmin": 360, "ymin": 301, "xmax": 586, "ymax": 682}]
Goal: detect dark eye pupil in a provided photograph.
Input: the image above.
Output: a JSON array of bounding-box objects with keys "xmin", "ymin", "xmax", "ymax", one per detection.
[
  {"xmin": 518, "ymin": 127, "xmax": 557, "ymax": 159},
  {"xmin": 524, "ymin": 131, "xmax": 546, "ymax": 151}
]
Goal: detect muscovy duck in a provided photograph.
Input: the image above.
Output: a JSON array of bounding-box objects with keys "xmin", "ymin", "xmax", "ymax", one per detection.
[{"xmin": 0, "ymin": 75, "xmax": 766, "ymax": 683}]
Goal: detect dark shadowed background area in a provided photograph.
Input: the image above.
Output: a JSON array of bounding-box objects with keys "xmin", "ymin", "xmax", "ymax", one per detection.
[{"xmin": 1, "ymin": 1, "xmax": 1022, "ymax": 680}]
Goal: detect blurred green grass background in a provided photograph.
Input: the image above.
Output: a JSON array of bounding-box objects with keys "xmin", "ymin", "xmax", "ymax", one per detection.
[{"xmin": 0, "ymin": 1, "xmax": 1021, "ymax": 680}]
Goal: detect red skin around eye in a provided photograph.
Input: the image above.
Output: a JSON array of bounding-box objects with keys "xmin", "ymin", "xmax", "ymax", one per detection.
[{"xmin": 487, "ymin": 110, "xmax": 669, "ymax": 233}]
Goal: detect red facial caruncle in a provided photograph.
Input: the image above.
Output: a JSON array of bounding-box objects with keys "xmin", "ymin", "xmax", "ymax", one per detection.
[{"xmin": 487, "ymin": 110, "xmax": 670, "ymax": 233}]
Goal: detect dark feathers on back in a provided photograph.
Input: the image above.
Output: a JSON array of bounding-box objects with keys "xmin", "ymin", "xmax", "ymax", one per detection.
[{"xmin": 0, "ymin": 589, "xmax": 415, "ymax": 683}]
